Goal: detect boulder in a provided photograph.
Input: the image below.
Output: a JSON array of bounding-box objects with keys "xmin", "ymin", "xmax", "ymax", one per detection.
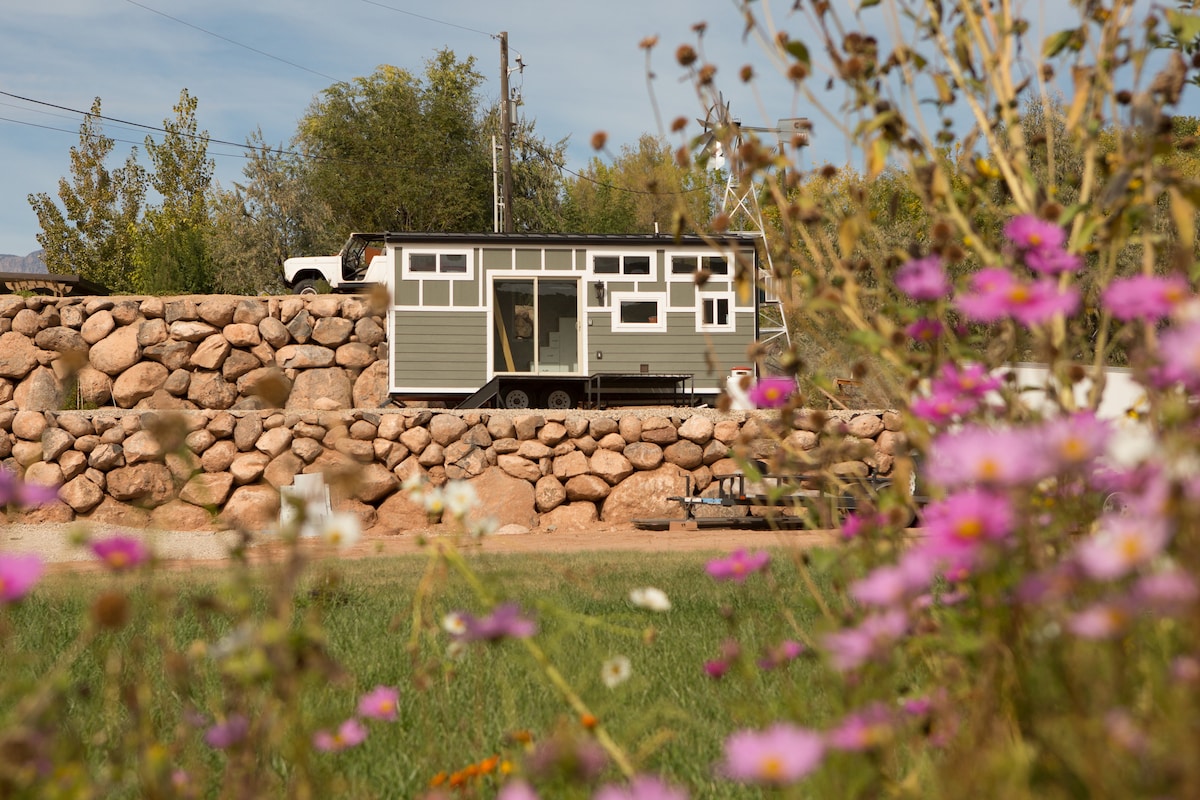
[
  {"xmin": 187, "ymin": 372, "xmax": 237, "ymax": 410},
  {"xmin": 352, "ymin": 361, "xmax": 389, "ymax": 408},
  {"xmin": 534, "ymin": 474, "xmax": 567, "ymax": 512},
  {"xmin": 564, "ymin": 473, "xmax": 611, "ymax": 502},
  {"xmin": 263, "ymin": 452, "xmax": 305, "ymax": 488},
  {"xmin": 169, "ymin": 320, "xmax": 219, "ymax": 343},
  {"xmin": 468, "ymin": 466, "xmax": 537, "ymax": 529},
  {"xmin": 89, "ymin": 326, "xmax": 141, "ymax": 376},
  {"xmin": 600, "ymin": 464, "xmax": 690, "ymax": 523},
  {"xmin": 223, "ymin": 323, "xmax": 261, "ymax": 348},
  {"xmin": 354, "ymin": 316, "xmax": 385, "ymax": 347},
  {"xmin": 179, "ymin": 472, "xmax": 234, "ymax": 507},
  {"xmin": 79, "ymin": 310, "xmax": 116, "ymax": 345},
  {"xmin": 497, "ymin": 453, "xmax": 541, "ymax": 482},
  {"xmin": 58, "ymin": 475, "xmax": 103, "ymax": 514},
  {"xmin": 847, "ymin": 414, "xmax": 884, "ymax": 439},
  {"xmin": 551, "ymin": 450, "xmax": 589, "ymax": 480},
  {"xmin": 123, "ymin": 430, "xmax": 165, "ymax": 464},
  {"xmin": 219, "ymin": 484, "xmax": 280, "ymax": 531},
  {"xmin": 286, "ymin": 368, "xmax": 352, "ymax": 410},
  {"xmin": 540, "ymin": 501, "xmax": 599, "ymax": 530},
  {"xmin": 623, "ymin": 441, "xmax": 664, "ymax": 471},
  {"xmin": 276, "ymin": 344, "xmax": 335, "ymax": 369},
  {"xmin": 112, "ymin": 362, "xmax": 169, "ymax": 408},
  {"xmin": 105, "ymin": 463, "xmax": 175, "ymax": 508},
  {"xmin": 229, "ymin": 451, "xmax": 271, "ymax": 484},
  {"xmin": 14, "ymin": 367, "xmax": 62, "ymax": 411},
  {"xmin": 76, "ymin": 366, "xmax": 113, "ymax": 407},
  {"xmin": 83, "ymin": 496, "xmax": 150, "ymax": 528},
  {"xmin": 590, "ymin": 448, "xmax": 634, "ymax": 484},
  {"xmin": 354, "ymin": 462, "xmax": 399, "ymax": 503},
  {"xmin": 429, "ymin": 414, "xmax": 469, "ymax": 446},
  {"xmin": 41, "ymin": 427, "xmax": 74, "ymax": 462},
  {"xmin": 34, "ymin": 326, "xmax": 88, "ymax": 356},
  {"xmin": 197, "ymin": 296, "xmax": 239, "ymax": 327},
  {"xmin": 150, "ymin": 499, "xmax": 216, "ymax": 531},
  {"xmin": 312, "ymin": 316, "xmax": 354, "ymax": 347},
  {"xmin": 663, "ymin": 440, "xmax": 704, "ymax": 470},
  {"xmin": 232, "ymin": 299, "xmax": 268, "ymax": 325},
  {"xmin": 678, "ymin": 415, "xmax": 715, "ymax": 443},
  {"xmin": 136, "ymin": 318, "xmax": 169, "ymax": 347},
  {"xmin": 371, "ymin": 489, "xmax": 432, "ymax": 534},
  {"xmin": 259, "ymin": 316, "xmax": 291, "ymax": 349},
  {"xmin": 12, "ymin": 409, "xmax": 47, "ymax": 441},
  {"xmin": 255, "ymin": 426, "xmax": 294, "ymax": 458},
  {"xmin": 190, "ymin": 334, "xmax": 232, "ymax": 371},
  {"xmin": 0, "ymin": 331, "xmax": 38, "ymax": 378},
  {"xmin": 201, "ymin": 440, "xmax": 239, "ymax": 473}
]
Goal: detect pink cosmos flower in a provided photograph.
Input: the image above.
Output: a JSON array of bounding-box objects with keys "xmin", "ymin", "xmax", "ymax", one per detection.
[
  {"xmin": 849, "ymin": 551, "xmax": 935, "ymax": 607},
  {"xmin": 356, "ymin": 685, "xmax": 399, "ymax": 721},
  {"xmin": 1132, "ymin": 568, "xmax": 1198, "ymax": 613},
  {"xmin": 1101, "ymin": 274, "xmax": 1190, "ymax": 322},
  {"xmin": 822, "ymin": 608, "xmax": 909, "ymax": 672},
  {"xmin": 204, "ymin": 715, "xmax": 249, "ymax": 749},
  {"xmin": 90, "ymin": 535, "xmax": 149, "ymax": 572},
  {"xmin": 927, "ymin": 424, "xmax": 1052, "ymax": 488},
  {"xmin": 895, "ymin": 255, "xmax": 950, "ymax": 300},
  {"xmin": 721, "ymin": 723, "xmax": 825, "ymax": 785},
  {"xmin": 457, "ymin": 602, "xmax": 537, "ymax": 641},
  {"xmin": 704, "ymin": 659, "xmax": 730, "ymax": 679},
  {"xmin": 906, "ymin": 318, "xmax": 944, "ymax": 343},
  {"xmin": 706, "ymin": 549, "xmax": 770, "ymax": 582},
  {"xmin": 747, "ymin": 376, "xmax": 796, "ymax": 409},
  {"xmin": 757, "ymin": 639, "xmax": 804, "ymax": 670},
  {"xmin": 826, "ymin": 703, "xmax": 894, "ymax": 751},
  {"xmin": 1025, "ymin": 247, "xmax": 1083, "ymax": 275},
  {"xmin": 918, "ymin": 489, "xmax": 1015, "ymax": 571},
  {"xmin": 1067, "ymin": 601, "xmax": 1130, "ymax": 639},
  {"xmin": 594, "ymin": 774, "xmax": 690, "ymax": 800},
  {"xmin": 934, "ymin": 361, "xmax": 1001, "ymax": 397},
  {"xmin": 313, "ymin": 718, "xmax": 368, "ymax": 752},
  {"xmin": 1038, "ymin": 412, "xmax": 1111, "ymax": 472},
  {"xmin": 1156, "ymin": 319, "xmax": 1200, "ymax": 391},
  {"xmin": 1074, "ymin": 513, "xmax": 1171, "ymax": 581},
  {"xmin": 955, "ymin": 268, "xmax": 1079, "ymax": 326},
  {"xmin": 910, "ymin": 391, "xmax": 979, "ymax": 425},
  {"xmin": 1005, "ymin": 214, "xmax": 1066, "ymax": 252},
  {"xmin": 497, "ymin": 781, "xmax": 540, "ymax": 800},
  {"xmin": 0, "ymin": 554, "xmax": 44, "ymax": 602},
  {"xmin": 0, "ymin": 469, "xmax": 58, "ymax": 508},
  {"xmin": 839, "ymin": 511, "xmax": 870, "ymax": 540}
]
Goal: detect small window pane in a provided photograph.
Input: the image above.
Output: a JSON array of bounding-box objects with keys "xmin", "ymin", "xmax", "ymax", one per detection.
[
  {"xmin": 410, "ymin": 254, "xmax": 436, "ymax": 272},
  {"xmin": 619, "ymin": 300, "xmax": 659, "ymax": 324},
  {"xmin": 704, "ymin": 256, "xmax": 729, "ymax": 274},
  {"xmin": 440, "ymin": 253, "xmax": 467, "ymax": 273},
  {"xmin": 625, "ymin": 256, "xmax": 651, "ymax": 275},
  {"xmin": 594, "ymin": 256, "xmax": 620, "ymax": 274},
  {"xmin": 672, "ymin": 256, "xmax": 698, "ymax": 274},
  {"xmin": 703, "ymin": 297, "xmax": 730, "ymax": 326}
]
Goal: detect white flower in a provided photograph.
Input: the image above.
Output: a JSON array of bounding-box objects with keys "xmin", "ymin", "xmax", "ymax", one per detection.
[
  {"xmin": 629, "ymin": 586, "xmax": 671, "ymax": 612},
  {"xmin": 318, "ymin": 511, "xmax": 362, "ymax": 550},
  {"xmin": 466, "ymin": 515, "xmax": 499, "ymax": 539},
  {"xmin": 422, "ymin": 487, "xmax": 445, "ymax": 515},
  {"xmin": 443, "ymin": 480, "xmax": 478, "ymax": 518},
  {"xmin": 442, "ymin": 611, "xmax": 467, "ymax": 636},
  {"xmin": 601, "ymin": 655, "xmax": 632, "ymax": 688},
  {"xmin": 446, "ymin": 640, "xmax": 468, "ymax": 661},
  {"xmin": 402, "ymin": 472, "xmax": 425, "ymax": 497}
]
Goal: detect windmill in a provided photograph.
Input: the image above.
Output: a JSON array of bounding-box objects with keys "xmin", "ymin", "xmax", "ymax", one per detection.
[{"xmin": 696, "ymin": 95, "xmax": 810, "ymax": 357}]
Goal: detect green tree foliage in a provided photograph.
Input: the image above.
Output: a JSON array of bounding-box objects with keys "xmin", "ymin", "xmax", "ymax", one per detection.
[
  {"xmin": 135, "ymin": 89, "xmax": 216, "ymax": 294},
  {"xmin": 295, "ymin": 53, "xmax": 493, "ymax": 234},
  {"xmin": 561, "ymin": 135, "xmax": 714, "ymax": 234},
  {"xmin": 208, "ymin": 130, "xmax": 334, "ymax": 294},
  {"xmin": 27, "ymin": 98, "xmax": 145, "ymax": 292}
]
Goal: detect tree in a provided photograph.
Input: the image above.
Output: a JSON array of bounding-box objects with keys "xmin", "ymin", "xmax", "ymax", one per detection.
[
  {"xmin": 27, "ymin": 98, "xmax": 145, "ymax": 292},
  {"xmin": 208, "ymin": 130, "xmax": 334, "ymax": 294},
  {"xmin": 134, "ymin": 89, "xmax": 216, "ymax": 294},
  {"xmin": 561, "ymin": 135, "xmax": 713, "ymax": 234},
  {"xmin": 295, "ymin": 53, "xmax": 492, "ymax": 235}
]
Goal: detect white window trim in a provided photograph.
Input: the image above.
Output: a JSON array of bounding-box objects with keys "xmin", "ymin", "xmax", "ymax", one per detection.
[
  {"xmin": 588, "ymin": 250, "xmax": 657, "ymax": 280},
  {"xmin": 611, "ymin": 291, "xmax": 667, "ymax": 332},
  {"xmin": 402, "ymin": 248, "xmax": 475, "ymax": 280},
  {"xmin": 666, "ymin": 249, "xmax": 736, "ymax": 283},
  {"xmin": 697, "ymin": 291, "xmax": 737, "ymax": 332}
]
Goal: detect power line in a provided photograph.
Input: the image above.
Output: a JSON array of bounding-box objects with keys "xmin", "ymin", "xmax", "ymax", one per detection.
[
  {"xmin": 357, "ymin": 0, "xmax": 495, "ymax": 39},
  {"xmin": 121, "ymin": 0, "xmax": 341, "ymax": 82}
]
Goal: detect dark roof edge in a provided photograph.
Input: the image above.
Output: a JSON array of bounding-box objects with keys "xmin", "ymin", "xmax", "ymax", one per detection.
[{"xmin": 355, "ymin": 231, "xmax": 762, "ymax": 247}]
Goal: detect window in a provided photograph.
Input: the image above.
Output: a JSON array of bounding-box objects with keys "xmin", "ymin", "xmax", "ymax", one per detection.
[
  {"xmin": 698, "ymin": 293, "xmax": 735, "ymax": 331},
  {"xmin": 670, "ymin": 252, "xmax": 731, "ymax": 280},
  {"xmin": 403, "ymin": 249, "xmax": 474, "ymax": 279},
  {"xmin": 611, "ymin": 292, "xmax": 667, "ymax": 332},
  {"xmin": 591, "ymin": 252, "xmax": 655, "ymax": 278}
]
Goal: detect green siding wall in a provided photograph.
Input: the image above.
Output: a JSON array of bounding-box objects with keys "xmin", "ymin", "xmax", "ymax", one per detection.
[
  {"xmin": 393, "ymin": 312, "xmax": 487, "ymax": 390},
  {"xmin": 587, "ymin": 311, "xmax": 753, "ymax": 390}
]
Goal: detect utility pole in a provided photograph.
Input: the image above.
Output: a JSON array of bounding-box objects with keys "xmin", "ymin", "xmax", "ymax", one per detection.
[{"xmin": 499, "ymin": 31, "xmax": 515, "ymax": 232}]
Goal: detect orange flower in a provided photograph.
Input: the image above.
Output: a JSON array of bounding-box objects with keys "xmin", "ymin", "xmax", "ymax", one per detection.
[{"xmin": 581, "ymin": 713, "xmax": 599, "ymax": 730}]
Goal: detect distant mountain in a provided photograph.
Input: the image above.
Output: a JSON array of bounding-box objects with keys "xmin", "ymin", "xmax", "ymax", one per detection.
[{"xmin": 0, "ymin": 251, "xmax": 48, "ymax": 274}]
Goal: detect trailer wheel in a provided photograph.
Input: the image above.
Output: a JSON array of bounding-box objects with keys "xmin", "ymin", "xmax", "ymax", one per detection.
[
  {"xmin": 293, "ymin": 278, "xmax": 319, "ymax": 295},
  {"xmin": 543, "ymin": 388, "xmax": 575, "ymax": 410},
  {"xmin": 501, "ymin": 387, "xmax": 533, "ymax": 409}
]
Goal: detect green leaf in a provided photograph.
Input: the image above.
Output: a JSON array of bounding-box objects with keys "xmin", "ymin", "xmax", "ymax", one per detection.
[
  {"xmin": 860, "ymin": 0, "xmax": 881, "ymax": 8},
  {"xmin": 1042, "ymin": 28, "xmax": 1079, "ymax": 58},
  {"xmin": 784, "ymin": 40, "xmax": 810, "ymax": 66}
]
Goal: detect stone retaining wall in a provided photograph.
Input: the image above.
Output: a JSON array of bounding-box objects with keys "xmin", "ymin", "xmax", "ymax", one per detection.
[
  {"xmin": 7, "ymin": 407, "xmax": 906, "ymax": 534},
  {"xmin": 0, "ymin": 293, "xmax": 388, "ymax": 414}
]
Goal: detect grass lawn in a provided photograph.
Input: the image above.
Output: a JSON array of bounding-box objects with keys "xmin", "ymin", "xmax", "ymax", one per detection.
[{"xmin": 2, "ymin": 546, "xmax": 838, "ymax": 798}]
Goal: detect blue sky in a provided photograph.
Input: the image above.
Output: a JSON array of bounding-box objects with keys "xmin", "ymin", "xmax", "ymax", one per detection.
[{"xmin": 1, "ymin": 1, "xmax": 1192, "ymax": 258}]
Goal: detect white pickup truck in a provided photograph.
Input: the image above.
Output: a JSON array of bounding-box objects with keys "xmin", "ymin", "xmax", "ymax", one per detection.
[{"xmin": 283, "ymin": 232, "xmax": 390, "ymax": 294}]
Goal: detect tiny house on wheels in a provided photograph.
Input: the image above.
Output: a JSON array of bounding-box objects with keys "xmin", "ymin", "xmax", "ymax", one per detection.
[{"xmin": 293, "ymin": 231, "xmax": 769, "ymax": 409}]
